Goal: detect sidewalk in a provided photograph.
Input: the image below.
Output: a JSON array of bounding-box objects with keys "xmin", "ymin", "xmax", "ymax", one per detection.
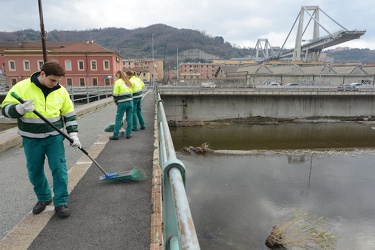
[{"xmin": 0, "ymin": 92, "xmax": 160, "ymax": 250}]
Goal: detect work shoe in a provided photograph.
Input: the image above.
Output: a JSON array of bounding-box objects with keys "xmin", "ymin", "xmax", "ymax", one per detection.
[
  {"xmin": 109, "ymin": 136, "xmax": 118, "ymax": 140},
  {"xmin": 132, "ymin": 129, "xmax": 138, "ymax": 131},
  {"xmin": 32, "ymin": 199, "xmax": 52, "ymax": 214},
  {"xmin": 55, "ymin": 205, "xmax": 70, "ymax": 218},
  {"xmin": 126, "ymin": 135, "xmax": 132, "ymax": 139},
  {"xmin": 140, "ymin": 127, "xmax": 146, "ymax": 130}
]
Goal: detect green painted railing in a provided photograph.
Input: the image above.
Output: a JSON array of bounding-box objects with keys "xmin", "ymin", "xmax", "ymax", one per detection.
[
  {"xmin": 66, "ymin": 86, "xmax": 113, "ymax": 104},
  {"xmin": 156, "ymin": 91, "xmax": 200, "ymax": 250}
]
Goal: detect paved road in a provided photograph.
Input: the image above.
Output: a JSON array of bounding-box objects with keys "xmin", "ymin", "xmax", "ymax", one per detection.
[{"xmin": 0, "ymin": 92, "xmax": 156, "ymax": 249}]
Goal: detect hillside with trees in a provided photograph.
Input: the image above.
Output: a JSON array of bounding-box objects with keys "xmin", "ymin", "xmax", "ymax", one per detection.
[{"xmin": 1, "ymin": 24, "xmax": 375, "ymax": 66}]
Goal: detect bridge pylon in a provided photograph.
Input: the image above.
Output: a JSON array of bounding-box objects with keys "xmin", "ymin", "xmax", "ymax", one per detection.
[
  {"xmin": 256, "ymin": 5, "xmax": 366, "ymax": 63},
  {"xmin": 255, "ymin": 39, "xmax": 276, "ymax": 62}
]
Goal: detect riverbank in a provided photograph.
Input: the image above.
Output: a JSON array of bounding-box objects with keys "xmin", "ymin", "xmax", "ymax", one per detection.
[{"xmin": 168, "ymin": 115, "xmax": 375, "ymax": 127}]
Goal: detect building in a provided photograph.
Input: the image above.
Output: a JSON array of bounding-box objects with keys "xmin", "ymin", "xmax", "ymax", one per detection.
[
  {"xmin": 178, "ymin": 62, "xmax": 220, "ymax": 80},
  {"xmin": 122, "ymin": 58, "xmax": 164, "ymax": 83},
  {"xmin": 0, "ymin": 41, "xmax": 123, "ymax": 87}
]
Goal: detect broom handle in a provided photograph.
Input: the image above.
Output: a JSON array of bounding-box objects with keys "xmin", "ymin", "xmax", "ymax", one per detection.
[{"xmin": 11, "ymin": 92, "xmax": 109, "ymax": 176}]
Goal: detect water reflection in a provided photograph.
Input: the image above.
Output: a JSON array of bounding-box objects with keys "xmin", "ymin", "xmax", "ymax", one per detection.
[{"xmin": 171, "ymin": 123, "xmax": 375, "ymax": 249}]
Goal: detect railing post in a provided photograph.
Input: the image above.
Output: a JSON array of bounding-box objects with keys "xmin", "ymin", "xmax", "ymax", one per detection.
[
  {"xmin": 70, "ymin": 86, "xmax": 75, "ymax": 103},
  {"xmin": 86, "ymin": 86, "xmax": 90, "ymax": 103}
]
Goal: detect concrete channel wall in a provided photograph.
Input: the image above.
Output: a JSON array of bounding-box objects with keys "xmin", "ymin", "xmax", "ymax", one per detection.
[{"xmin": 160, "ymin": 90, "xmax": 375, "ymax": 121}]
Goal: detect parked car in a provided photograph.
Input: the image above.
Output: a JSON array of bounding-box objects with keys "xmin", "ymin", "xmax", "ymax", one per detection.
[
  {"xmin": 337, "ymin": 84, "xmax": 351, "ymax": 91},
  {"xmin": 285, "ymin": 83, "xmax": 299, "ymax": 87},
  {"xmin": 0, "ymin": 84, "xmax": 9, "ymax": 91},
  {"xmin": 349, "ymin": 83, "xmax": 364, "ymax": 91},
  {"xmin": 201, "ymin": 82, "xmax": 217, "ymax": 88},
  {"xmin": 268, "ymin": 83, "xmax": 281, "ymax": 86}
]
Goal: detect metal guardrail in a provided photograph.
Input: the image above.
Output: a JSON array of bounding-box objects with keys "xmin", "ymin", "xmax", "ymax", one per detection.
[
  {"xmin": 158, "ymin": 85, "xmax": 375, "ymax": 92},
  {"xmin": 156, "ymin": 91, "xmax": 200, "ymax": 250},
  {"xmin": 66, "ymin": 86, "xmax": 113, "ymax": 104}
]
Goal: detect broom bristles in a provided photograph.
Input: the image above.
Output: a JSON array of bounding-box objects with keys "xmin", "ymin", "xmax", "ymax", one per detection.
[
  {"xmin": 104, "ymin": 124, "xmax": 115, "ymax": 132},
  {"xmin": 100, "ymin": 169, "xmax": 146, "ymax": 182},
  {"xmin": 104, "ymin": 122, "xmax": 124, "ymax": 132}
]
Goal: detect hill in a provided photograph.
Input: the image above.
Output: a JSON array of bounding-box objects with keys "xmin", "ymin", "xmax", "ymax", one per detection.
[
  {"xmin": 0, "ymin": 24, "xmax": 253, "ymax": 61},
  {"xmin": 1, "ymin": 24, "xmax": 375, "ymax": 65}
]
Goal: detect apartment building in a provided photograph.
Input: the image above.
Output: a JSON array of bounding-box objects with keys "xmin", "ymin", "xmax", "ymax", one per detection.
[
  {"xmin": 178, "ymin": 62, "xmax": 221, "ymax": 80},
  {"xmin": 0, "ymin": 41, "xmax": 123, "ymax": 87},
  {"xmin": 122, "ymin": 58, "xmax": 164, "ymax": 83}
]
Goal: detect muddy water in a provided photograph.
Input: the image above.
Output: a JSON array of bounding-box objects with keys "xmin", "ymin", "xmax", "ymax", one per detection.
[{"xmin": 170, "ymin": 123, "xmax": 375, "ymax": 250}]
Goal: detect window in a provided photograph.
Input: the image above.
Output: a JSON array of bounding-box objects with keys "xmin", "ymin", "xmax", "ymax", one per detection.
[
  {"xmin": 105, "ymin": 78, "xmax": 111, "ymax": 86},
  {"xmin": 65, "ymin": 60, "xmax": 72, "ymax": 71},
  {"xmin": 92, "ymin": 78, "xmax": 98, "ymax": 86},
  {"xmin": 103, "ymin": 60, "xmax": 110, "ymax": 70},
  {"xmin": 79, "ymin": 78, "xmax": 85, "ymax": 86},
  {"xmin": 91, "ymin": 60, "xmax": 97, "ymax": 70},
  {"xmin": 23, "ymin": 61, "xmax": 30, "ymax": 71},
  {"xmin": 9, "ymin": 61, "xmax": 16, "ymax": 71},
  {"xmin": 66, "ymin": 78, "xmax": 73, "ymax": 86},
  {"xmin": 78, "ymin": 61, "xmax": 84, "ymax": 71},
  {"xmin": 37, "ymin": 61, "xmax": 44, "ymax": 70}
]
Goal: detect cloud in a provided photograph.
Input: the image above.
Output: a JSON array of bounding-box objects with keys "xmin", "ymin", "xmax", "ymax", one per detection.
[{"xmin": 0, "ymin": 0, "xmax": 373, "ymax": 49}]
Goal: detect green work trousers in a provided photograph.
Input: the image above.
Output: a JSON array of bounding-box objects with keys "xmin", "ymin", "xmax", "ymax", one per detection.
[
  {"xmin": 132, "ymin": 98, "xmax": 145, "ymax": 130},
  {"xmin": 23, "ymin": 134, "xmax": 68, "ymax": 206},
  {"xmin": 113, "ymin": 100, "xmax": 133, "ymax": 137}
]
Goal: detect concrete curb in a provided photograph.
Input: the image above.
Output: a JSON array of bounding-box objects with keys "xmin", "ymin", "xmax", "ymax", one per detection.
[{"xmin": 150, "ymin": 98, "xmax": 163, "ymax": 250}]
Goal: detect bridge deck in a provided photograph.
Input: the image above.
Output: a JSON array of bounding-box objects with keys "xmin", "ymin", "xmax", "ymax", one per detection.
[{"xmin": 0, "ymin": 92, "xmax": 160, "ymax": 249}]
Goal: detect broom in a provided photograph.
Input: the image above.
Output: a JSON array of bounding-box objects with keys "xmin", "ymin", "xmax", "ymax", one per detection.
[
  {"xmin": 99, "ymin": 169, "xmax": 146, "ymax": 182},
  {"xmin": 104, "ymin": 122, "xmax": 123, "ymax": 132},
  {"xmin": 11, "ymin": 92, "xmax": 146, "ymax": 182}
]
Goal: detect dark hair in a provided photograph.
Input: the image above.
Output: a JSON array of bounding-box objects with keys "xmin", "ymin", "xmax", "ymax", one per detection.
[
  {"xmin": 41, "ymin": 61, "xmax": 65, "ymax": 76},
  {"xmin": 126, "ymin": 71, "xmax": 135, "ymax": 77},
  {"xmin": 116, "ymin": 70, "xmax": 132, "ymax": 88}
]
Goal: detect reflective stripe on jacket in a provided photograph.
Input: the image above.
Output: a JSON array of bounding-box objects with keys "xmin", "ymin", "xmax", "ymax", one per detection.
[
  {"xmin": 1, "ymin": 77, "xmax": 78, "ymax": 138},
  {"xmin": 113, "ymin": 78, "xmax": 133, "ymax": 103}
]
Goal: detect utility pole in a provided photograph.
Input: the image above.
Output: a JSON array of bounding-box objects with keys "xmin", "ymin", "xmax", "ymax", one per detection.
[
  {"xmin": 152, "ymin": 34, "xmax": 155, "ymax": 89},
  {"xmin": 176, "ymin": 46, "xmax": 179, "ymax": 82},
  {"xmin": 38, "ymin": 0, "xmax": 48, "ymax": 63}
]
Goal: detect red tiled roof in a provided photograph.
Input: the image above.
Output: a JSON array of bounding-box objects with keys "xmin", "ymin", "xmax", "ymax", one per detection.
[
  {"xmin": 124, "ymin": 67, "xmax": 150, "ymax": 73},
  {"xmin": 0, "ymin": 41, "xmax": 75, "ymax": 50},
  {"xmin": 0, "ymin": 41, "xmax": 116, "ymax": 54},
  {"xmin": 53, "ymin": 41, "xmax": 114, "ymax": 53}
]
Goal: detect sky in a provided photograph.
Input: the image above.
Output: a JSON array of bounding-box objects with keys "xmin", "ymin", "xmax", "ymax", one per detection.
[{"xmin": 1, "ymin": 0, "xmax": 374, "ymax": 50}]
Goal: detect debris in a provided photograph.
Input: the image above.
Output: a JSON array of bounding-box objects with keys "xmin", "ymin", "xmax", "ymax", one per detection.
[
  {"xmin": 181, "ymin": 142, "xmax": 213, "ymax": 154},
  {"xmin": 265, "ymin": 209, "xmax": 337, "ymax": 250}
]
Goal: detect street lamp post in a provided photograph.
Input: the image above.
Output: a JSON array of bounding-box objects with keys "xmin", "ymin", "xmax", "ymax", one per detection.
[
  {"xmin": 38, "ymin": 0, "xmax": 48, "ymax": 63},
  {"xmin": 152, "ymin": 34, "xmax": 155, "ymax": 89}
]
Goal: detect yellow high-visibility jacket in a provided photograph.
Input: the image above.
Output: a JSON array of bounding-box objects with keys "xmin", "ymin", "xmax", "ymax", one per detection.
[
  {"xmin": 2, "ymin": 73, "xmax": 78, "ymax": 138},
  {"xmin": 129, "ymin": 76, "xmax": 145, "ymax": 99},
  {"xmin": 113, "ymin": 78, "xmax": 133, "ymax": 103}
]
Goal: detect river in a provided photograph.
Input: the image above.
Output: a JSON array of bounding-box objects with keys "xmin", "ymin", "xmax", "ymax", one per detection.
[{"xmin": 170, "ymin": 122, "xmax": 375, "ymax": 250}]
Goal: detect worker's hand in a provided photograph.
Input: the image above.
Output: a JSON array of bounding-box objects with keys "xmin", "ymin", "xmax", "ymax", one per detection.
[
  {"xmin": 69, "ymin": 132, "xmax": 81, "ymax": 148},
  {"xmin": 15, "ymin": 100, "xmax": 34, "ymax": 115}
]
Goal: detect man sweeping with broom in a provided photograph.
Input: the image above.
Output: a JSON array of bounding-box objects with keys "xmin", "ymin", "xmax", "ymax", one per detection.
[{"xmin": 1, "ymin": 61, "xmax": 81, "ymax": 218}]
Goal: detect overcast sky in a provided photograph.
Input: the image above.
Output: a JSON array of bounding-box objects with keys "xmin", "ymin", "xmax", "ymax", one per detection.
[{"xmin": 1, "ymin": 0, "xmax": 373, "ymax": 50}]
